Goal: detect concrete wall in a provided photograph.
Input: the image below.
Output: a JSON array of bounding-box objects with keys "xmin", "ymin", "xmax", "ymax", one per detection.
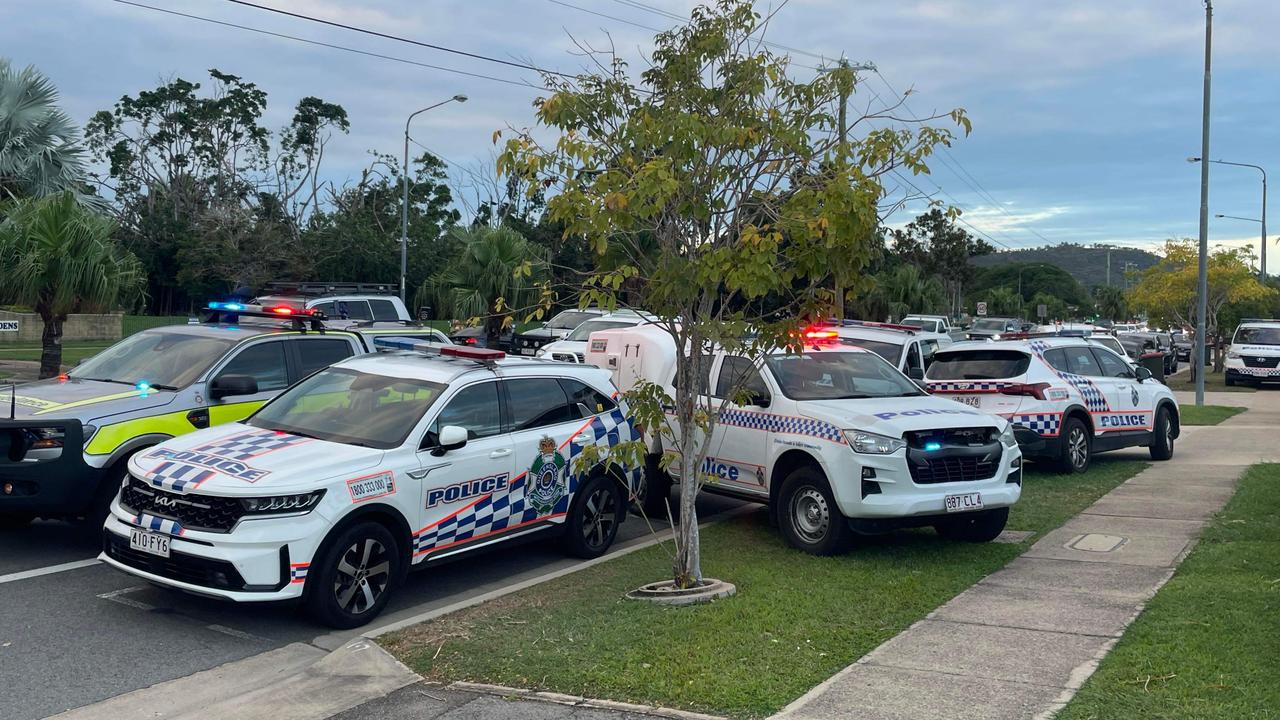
[{"xmin": 0, "ymin": 310, "xmax": 123, "ymax": 343}]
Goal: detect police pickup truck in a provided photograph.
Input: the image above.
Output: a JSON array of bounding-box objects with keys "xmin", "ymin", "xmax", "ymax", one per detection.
[
  {"xmin": 585, "ymin": 324, "xmax": 1022, "ymax": 555},
  {"xmin": 0, "ymin": 305, "xmax": 448, "ymax": 529}
]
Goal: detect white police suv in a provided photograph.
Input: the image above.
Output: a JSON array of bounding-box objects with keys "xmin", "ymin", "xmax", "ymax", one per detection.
[
  {"xmin": 926, "ymin": 336, "xmax": 1179, "ymax": 473},
  {"xmin": 100, "ymin": 341, "xmax": 639, "ymax": 628},
  {"xmin": 587, "ymin": 324, "xmax": 1022, "ymax": 556},
  {"xmin": 1224, "ymin": 319, "xmax": 1280, "ymax": 387},
  {"xmin": 826, "ymin": 320, "xmax": 952, "ymax": 381}
]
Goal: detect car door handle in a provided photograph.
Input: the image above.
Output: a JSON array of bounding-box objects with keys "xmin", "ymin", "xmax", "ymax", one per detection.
[
  {"xmin": 571, "ymin": 435, "xmax": 591, "ymax": 445},
  {"xmin": 489, "ymin": 449, "xmax": 512, "ymax": 459}
]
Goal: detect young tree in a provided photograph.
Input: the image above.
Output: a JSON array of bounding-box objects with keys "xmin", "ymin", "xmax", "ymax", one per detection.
[
  {"xmin": 498, "ymin": 0, "xmax": 967, "ymax": 587},
  {"xmin": 0, "ymin": 59, "xmax": 98, "ymax": 205},
  {"xmin": 0, "ymin": 193, "xmax": 144, "ymax": 377},
  {"xmin": 1129, "ymin": 238, "xmax": 1274, "ymax": 372}
]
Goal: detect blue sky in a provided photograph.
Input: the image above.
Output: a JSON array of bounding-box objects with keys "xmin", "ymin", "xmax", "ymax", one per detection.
[{"xmin": 6, "ymin": 0, "xmax": 1277, "ymax": 261}]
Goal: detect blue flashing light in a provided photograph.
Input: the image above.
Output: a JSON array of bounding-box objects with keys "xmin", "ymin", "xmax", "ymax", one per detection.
[
  {"xmin": 207, "ymin": 301, "xmax": 244, "ymax": 311},
  {"xmin": 924, "ymin": 441, "xmax": 942, "ymax": 452},
  {"xmin": 135, "ymin": 380, "xmax": 152, "ymax": 392}
]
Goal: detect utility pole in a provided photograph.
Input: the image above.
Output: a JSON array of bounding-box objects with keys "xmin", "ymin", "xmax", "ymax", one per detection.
[
  {"xmin": 1106, "ymin": 246, "xmax": 1111, "ymax": 287},
  {"xmin": 1194, "ymin": 0, "xmax": 1213, "ymax": 407},
  {"xmin": 830, "ymin": 58, "xmax": 876, "ymax": 321}
]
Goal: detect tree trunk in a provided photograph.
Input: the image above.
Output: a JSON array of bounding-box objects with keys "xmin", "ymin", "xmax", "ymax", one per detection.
[
  {"xmin": 38, "ymin": 310, "xmax": 64, "ymax": 380},
  {"xmin": 672, "ymin": 393, "xmax": 702, "ymax": 588}
]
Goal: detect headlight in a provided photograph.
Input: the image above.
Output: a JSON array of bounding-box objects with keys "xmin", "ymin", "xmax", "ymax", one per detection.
[
  {"xmin": 1227, "ymin": 350, "xmax": 1240, "ymax": 359},
  {"xmin": 999, "ymin": 423, "xmax": 1018, "ymax": 449},
  {"xmin": 27, "ymin": 427, "xmax": 64, "ymax": 450},
  {"xmin": 991, "ymin": 333, "xmax": 1002, "ymax": 340},
  {"xmin": 846, "ymin": 430, "xmax": 906, "ymax": 455},
  {"xmin": 240, "ymin": 490, "xmax": 325, "ymax": 514},
  {"xmin": 82, "ymin": 424, "xmax": 97, "ymax": 448},
  {"xmin": 535, "ymin": 348, "xmax": 548, "ymax": 357}
]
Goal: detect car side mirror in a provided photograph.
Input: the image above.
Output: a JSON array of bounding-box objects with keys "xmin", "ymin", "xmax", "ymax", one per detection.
[
  {"xmin": 907, "ymin": 367, "xmax": 925, "ymax": 381},
  {"xmin": 1134, "ymin": 366, "xmax": 1153, "ymax": 382},
  {"xmin": 433, "ymin": 425, "xmax": 468, "ymax": 456},
  {"xmin": 209, "ymin": 374, "xmax": 259, "ymax": 400}
]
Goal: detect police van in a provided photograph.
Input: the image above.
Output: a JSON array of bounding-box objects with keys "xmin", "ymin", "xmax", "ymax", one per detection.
[
  {"xmin": 0, "ymin": 306, "xmax": 448, "ymax": 529},
  {"xmin": 1224, "ymin": 319, "xmax": 1280, "ymax": 386},
  {"xmin": 586, "ymin": 324, "xmax": 1022, "ymax": 556},
  {"xmin": 100, "ymin": 340, "xmax": 637, "ymax": 627},
  {"xmin": 925, "ymin": 336, "xmax": 1179, "ymax": 473}
]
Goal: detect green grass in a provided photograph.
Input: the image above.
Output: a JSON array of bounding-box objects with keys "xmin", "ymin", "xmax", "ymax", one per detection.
[
  {"xmin": 1179, "ymin": 405, "xmax": 1247, "ymax": 426},
  {"xmin": 122, "ymin": 315, "xmax": 190, "ymax": 336},
  {"xmin": 0, "ymin": 343, "xmax": 114, "ymax": 365},
  {"xmin": 1057, "ymin": 464, "xmax": 1280, "ymax": 720},
  {"xmin": 1166, "ymin": 370, "xmax": 1256, "ymax": 394},
  {"xmin": 383, "ymin": 458, "xmax": 1146, "ymax": 718}
]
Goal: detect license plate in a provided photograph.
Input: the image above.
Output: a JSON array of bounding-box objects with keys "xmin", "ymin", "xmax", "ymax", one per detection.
[
  {"xmin": 944, "ymin": 492, "xmax": 983, "ymax": 513},
  {"xmin": 519, "ymin": 348, "xmax": 537, "ymax": 356},
  {"xmin": 129, "ymin": 529, "xmax": 170, "ymax": 558},
  {"xmin": 953, "ymin": 395, "xmax": 981, "ymax": 408}
]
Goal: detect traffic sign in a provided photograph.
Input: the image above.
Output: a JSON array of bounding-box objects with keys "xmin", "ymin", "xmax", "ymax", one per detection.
[
  {"xmin": 976, "ymin": 302, "xmax": 988, "ymax": 316},
  {"xmin": 1037, "ymin": 304, "xmax": 1047, "ymax": 319}
]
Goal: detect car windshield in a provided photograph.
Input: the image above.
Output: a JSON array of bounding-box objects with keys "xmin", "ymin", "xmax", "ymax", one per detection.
[
  {"xmin": 249, "ymin": 367, "xmax": 446, "ymax": 449},
  {"xmin": 836, "ymin": 337, "xmax": 903, "ymax": 365},
  {"xmin": 70, "ymin": 330, "xmax": 238, "ymax": 389},
  {"xmin": 902, "ymin": 318, "xmax": 940, "ymax": 332},
  {"xmin": 927, "ymin": 350, "xmax": 1031, "ymax": 380},
  {"xmin": 566, "ymin": 319, "xmax": 638, "ymax": 341},
  {"xmin": 1234, "ymin": 327, "xmax": 1280, "ymax": 345},
  {"xmin": 765, "ymin": 351, "xmax": 923, "ymax": 400},
  {"xmin": 546, "ymin": 311, "xmax": 598, "ymax": 330}
]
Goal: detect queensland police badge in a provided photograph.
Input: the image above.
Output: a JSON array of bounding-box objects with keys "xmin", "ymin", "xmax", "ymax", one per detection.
[{"xmin": 527, "ymin": 435, "xmax": 567, "ymax": 515}]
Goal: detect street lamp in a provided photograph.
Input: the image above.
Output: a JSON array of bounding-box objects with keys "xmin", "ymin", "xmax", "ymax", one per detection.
[
  {"xmin": 402, "ymin": 94, "xmax": 468, "ymax": 302},
  {"xmin": 1190, "ymin": 156, "xmax": 1267, "ymax": 278},
  {"xmin": 1215, "ymin": 213, "xmax": 1261, "ymax": 224}
]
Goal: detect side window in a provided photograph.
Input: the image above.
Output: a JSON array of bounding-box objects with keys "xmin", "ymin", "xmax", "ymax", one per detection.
[
  {"xmin": 426, "ymin": 382, "xmax": 502, "ymax": 445},
  {"xmin": 216, "ymin": 340, "xmax": 288, "ymax": 392},
  {"xmin": 1063, "ymin": 346, "xmax": 1102, "ymax": 376},
  {"xmin": 335, "ymin": 300, "xmax": 372, "ymax": 321},
  {"xmin": 1043, "ymin": 348, "xmax": 1072, "ymax": 373},
  {"xmin": 506, "ymin": 378, "xmax": 579, "ymax": 431},
  {"xmin": 672, "ymin": 354, "xmax": 715, "ymax": 395},
  {"xmin": 291, "ymin": 338, "xmax": 356, "ymax": 379},
  {"xmin": 369, "ymin": 299, "xmax": 400, "ymax": 322},
  {"xmin": 310, "ymin": 301, "xmax": 335, "ymax": 317},
  {"xmin": 714, "ymin": 356, "xmax": 768, "ymax": 400},
  {"xmin": 1092, "ymin": 348, "xmax": 1133, "ymax": 378},
  {"xmin": 904, "ymin": 343, "xmax": 924, "ymax": 374},
  {"xmin": 920, "ymin": 340, "xmax": 939, "ymax": 369},
  {"xmin": 559, "ymin": 378, "xmax": 616, "ymax": 417}
]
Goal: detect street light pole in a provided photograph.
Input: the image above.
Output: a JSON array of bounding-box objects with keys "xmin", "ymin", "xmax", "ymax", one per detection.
[
  {"xmin": 1193, "ymin": 158, "xmax": 1268, "ymax": 278},
  {"xmin": 1191, "ymin": 0, "xmax": 1212, "ymax": 407},
  {"xmin": 401, "ymin": 94, "xmax": 468, "ymax": 302}
]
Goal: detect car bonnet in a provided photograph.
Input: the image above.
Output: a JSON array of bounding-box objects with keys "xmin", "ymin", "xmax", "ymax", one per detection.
[{"xmin": 798, "ymin": 395, "xmax": 1004, "ymax": 437}]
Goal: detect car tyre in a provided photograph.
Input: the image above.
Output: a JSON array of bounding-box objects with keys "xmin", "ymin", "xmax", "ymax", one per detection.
[
  {"xmin": 561, "ymin": 472, "xmax": 625, "ymax": 559},
  {"xmin": 778, "ymin": 466, "xmax": 853, "ymax": 556},
  {"xmin": 1149, "ymin": 406, "xmax": 1175, "ymax": 461},
  {"xmin": 1225, "ymin": 375, "xmax": 1235, "ymax": 387},
  {"xmin": 305, "ymin": 521, "xmax": 400, "ymax": 629},
  {"xmin": 1056, "ymin": 417, "xmax": 1091, "ymax": 474},
  {"xmin": 934, "ymin": 507, "xmax": 1009, "ymax": 543},
  {"xmin": 635, "ymin": 453, "xmax": 673, "ymax": 517},
  {"xmin": 0, "ymin": 513, "xmax": 33, "ymax": 530},
  {"xmin": 86, "ymin": 464, "xmax": 127, "ymax": 529}
]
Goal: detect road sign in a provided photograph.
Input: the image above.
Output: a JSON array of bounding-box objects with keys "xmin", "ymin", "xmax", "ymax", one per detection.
[
  {"xmin": 976, "ymin": 302, "xmax": 988, "ymax": 316},
  {"xmin": 1037, "ymin": 304, "xmax": 1047, "ymax": 319}
]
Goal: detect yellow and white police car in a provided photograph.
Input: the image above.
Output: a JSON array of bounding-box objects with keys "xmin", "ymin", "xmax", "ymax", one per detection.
[
  {"xmin": 926, "ymin": 336, "xmax": 1180, "ymax": 473},
  {"xmin": 0, "ymin": 305, "xmax": 449, "ymax": 529},
  {"xmin": 100, "ymin": 340, "xmax": 638, "ymax": 628},
  {"xmin": 1224, "ymin": 319, "xmax": 1280, "ymax": 387},
  {"xmin": 587, "ymin": 324, "xmax": 1022, "ymax": 556}
]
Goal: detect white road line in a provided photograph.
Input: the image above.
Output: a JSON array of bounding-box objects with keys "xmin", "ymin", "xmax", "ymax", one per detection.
[
  {"xmin": 0, "ymin": 558, "xmax": 100, "ymax": 585},
  {"xmin": 205, "ymin": 624, "xmax": 269, "ymax": 642},
  {"xmin": 97, "ymin": 585, "xmax": 156, "ymax": 611}
]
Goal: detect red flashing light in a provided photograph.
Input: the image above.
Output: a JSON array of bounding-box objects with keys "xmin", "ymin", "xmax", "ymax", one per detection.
[
  {"xmin": 441, "ymin": 346, "xmax": 505, "ymax": 362},
  {"xmin": 802, "ymin": 326, "xmax": 839, "ymax": 343},
  {"xmin": 57, "ymin": 373, "xmax": 68, "ymax": 382},
  {"xmin": 999, "ymin": 382, "xmax": 1052, "ymax": 400},
  {"xmin": 270, "ymin": 306, "xmax": 295, "ymax": 315},
  {"xmin": 459, "ymin": 337, "xmax": 477, "ymax": 345}
]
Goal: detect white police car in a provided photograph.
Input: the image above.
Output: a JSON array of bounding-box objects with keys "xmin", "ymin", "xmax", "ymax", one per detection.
[
  {"xmin": 587, "ymin": 324, "xmax": 1022, "ymax": 556},
  {"xmin": 1224, "ymin": 319, "xmax": 1280, "ymax": 386},
  {"xmin": 926, "ymin": 336, "xmax": 1179, "ymax": 473},
  {"xmin": 825, "ymin": 320, "xmax": 952, "ymax": 381},
  {"xmin": 100, "ymin": 341, "xmax": 639, "ymax": 628},
  {"xmin": 535, "ymin": 310, "xmax": 656, "ymax": 362}
]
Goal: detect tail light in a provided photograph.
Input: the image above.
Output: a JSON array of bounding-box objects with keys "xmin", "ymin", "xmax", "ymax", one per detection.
[{"xmin": 999, "ymin": 382, "xmax": 1053, "ymax": 400}]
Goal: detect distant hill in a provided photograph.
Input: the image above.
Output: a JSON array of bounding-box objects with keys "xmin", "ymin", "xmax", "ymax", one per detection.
[{"xmin": 971, "ymin": 244, "xmax": 1160, "ymax": 289}]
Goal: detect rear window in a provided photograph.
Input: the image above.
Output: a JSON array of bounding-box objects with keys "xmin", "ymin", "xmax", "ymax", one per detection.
[
  {"xmin": 902, "ymin": 318, "xmax": 940, "ymax": 333},
  {"xmin": 972, "ymin": 319, "xmax": 1008, "ymax": 332},
  {"xmin": 926, "ymin": 350, "xmax": 1030, "ymax": 380},
  {"xmin": 837, "ymin": 337, "xmax": 903, "ymax": 365}
]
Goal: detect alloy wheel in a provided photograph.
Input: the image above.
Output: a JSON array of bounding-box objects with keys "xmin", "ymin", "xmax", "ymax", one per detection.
[
  {"xmin": 1068, "ymin": 427, "xmax": 1088, "ymax": 469},
  {"xmin": 582, "ymin": 485, "xmax": 617, "ymax": 550},
  {"xmin": 333, "ymin": 537, "xmax": 391, "ymax": 615}
]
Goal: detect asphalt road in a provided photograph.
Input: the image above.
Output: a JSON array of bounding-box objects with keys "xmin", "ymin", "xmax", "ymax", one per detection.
[{"xmin": 0, "ymin": 493, "xmax": 747, "ymax": 720}]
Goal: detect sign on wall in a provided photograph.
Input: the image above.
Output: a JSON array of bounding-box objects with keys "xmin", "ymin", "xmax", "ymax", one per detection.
[{"xmin": 0, "ymin": 320, "xmax": 18, "ymax": 332}]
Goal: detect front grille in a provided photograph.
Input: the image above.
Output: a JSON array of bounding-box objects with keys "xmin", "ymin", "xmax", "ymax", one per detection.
[
  {"xmin": 909, "ymin": 456, "xmax": 1000, "ymax": 484},
  {"xmin": 551, "ymin": 352, "xmax": 583, "ymax": 363},
  {"xmin": 120, "ymin": 476, "xmax": 246, "ymax": 533},
  {"xmin": 104, "ymin": 531, "xmax": 246, "ymax": 590},
  {"xmin": 905, "ymin": 427, "xmax": 998, "ymax": 448},
  {"xmin": 1243, "ymin": 356, "xmax": 1280, "ymax": 368}
]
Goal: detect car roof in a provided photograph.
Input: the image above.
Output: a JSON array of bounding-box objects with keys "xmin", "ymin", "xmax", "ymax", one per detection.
[
  {"xmin": 334, "ymin": 350, "xmax": 614, "ymax": 386},
  {"xmin": 833, "ymin": 326, "xmax": 910, "ymax": 344},
  {"xmin": 940, "ymin": 336, "xmax": 1094, "ymax": 353},
  {"xmin": 139, "ymin": 322, "xmax": 305, "ymax": 340},
  {"xmin": 1238, "ymin": 321, "xmax": 1280, "ymax": 328}
]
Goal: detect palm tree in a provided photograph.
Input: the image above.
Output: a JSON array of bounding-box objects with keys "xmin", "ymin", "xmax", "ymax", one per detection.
[
  {"xmin": 866, "ymin": 264, "xmax": 948, "ymax": 321},
  {"xmin": 0, "ymin": 60, "xmax": 96, "ymax": 204},
  {"xmin": 1094, "ymin": 285, "xmax": 1128, "ymax": 322},
  {"xmin": 419, "ymin": 225, "xmax": 548, "ymax": 345},
  {"xmin": 0, "ymin": 193, "xmax": 144, "ymax": 377}
]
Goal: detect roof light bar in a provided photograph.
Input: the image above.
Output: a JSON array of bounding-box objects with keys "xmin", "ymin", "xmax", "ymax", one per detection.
[
  {"xmin": 830, "ymin": 319, "xmax": 919, "ymax": 333},
  {"xmin": 373, "ymin": 337, "xmax": 505, "ymax": 364}
]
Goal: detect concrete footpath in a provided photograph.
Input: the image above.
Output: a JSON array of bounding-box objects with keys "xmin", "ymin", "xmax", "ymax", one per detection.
[{"xmin": 773, "ymin": 392, "xmax": 1276, "ymax": 720}]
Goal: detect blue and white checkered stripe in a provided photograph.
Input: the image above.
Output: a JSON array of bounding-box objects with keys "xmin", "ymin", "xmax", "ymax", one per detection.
[
  {"xmin": 1235, "ymin": 366, "xmax": 1280, "ymax": 377},
  {"xmin": 1013, "ymin": 413, "xmax": 1061, "ymax": 437},
  {"xmin": 1028, "ymin": 340, "xmax": 1110, "ymax": 412},
  {"xmin": 717, "ymin": 409, "xmax": 845, "ymax": 444},
  {"xmin": 132, "ymin": 512, "xmax": 185, "ymax": 536},
  {"xmin": 194, "ymin": 430, "xmax": 311, "ymax": 460},
  {"xmin": 146, "ymin": 462, "xmax": 215, "ymax": 492},
  {"xmin": 412, "ymin": 409, "xmax": 642, "ymax": 557},
  {"xmin": 926, "ymin": 381, "xmax": 1014, "ymax": 392}
]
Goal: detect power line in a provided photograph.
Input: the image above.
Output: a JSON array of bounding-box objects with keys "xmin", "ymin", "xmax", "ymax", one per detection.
[
  {"xmin": 221, "ymin": 0, "xmax": 579, "ymax": 80},
  {"xmin": 112, "ymin": 0, "xmax": 553, "ymax": 91}
]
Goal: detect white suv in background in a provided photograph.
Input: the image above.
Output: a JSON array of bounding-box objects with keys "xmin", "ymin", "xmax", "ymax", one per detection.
[
  {"xmin": 824, "ymin": 320, "xmax": 951, "ymax": 381},
  {"xmin": 537, "ymin": 311, "xmax": 656, "ymax": 362},
  {"xmin": 1225, "ymin": 320, "xmax": 1280, "ymax": 386},
  {"xmin": 926, "ymin": 337, "xmax": 1180, "ymax": 473}
]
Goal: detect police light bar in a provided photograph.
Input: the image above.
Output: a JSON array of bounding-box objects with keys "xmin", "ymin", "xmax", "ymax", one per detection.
[
  {"xmin": 201, "ymin": 303, "xmax": 327, "ymax": 331},
  {"xmin": 830, "ymin": 319, "xmax": 919, "ymax": 334},
  {"xmin": 373, "ymin": 337, "xmax": 505, "ymax": 364}
]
